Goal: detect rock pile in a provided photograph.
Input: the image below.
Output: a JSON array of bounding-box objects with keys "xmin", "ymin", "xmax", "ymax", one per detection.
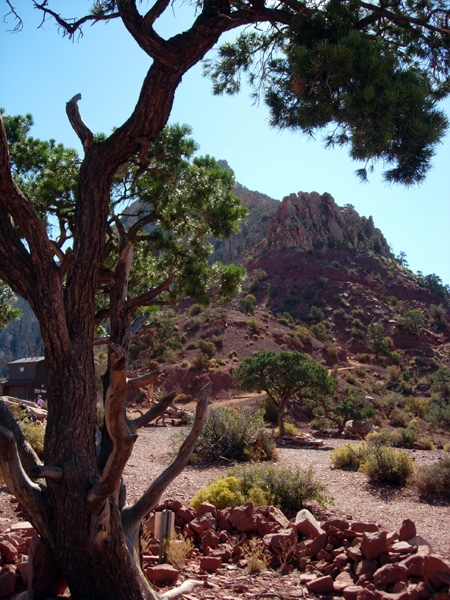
[{"xmin": 144, "ymin": 499, "xmax": 450, "ymax": 599}]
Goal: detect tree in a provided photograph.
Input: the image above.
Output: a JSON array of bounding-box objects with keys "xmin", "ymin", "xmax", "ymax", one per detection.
[
  {"xmin": 0, "ymin": 2, "xmax": 449, "ymax": 598},
  {"xmin": 309, "ymin": 386, "xmax": 376, "ymax": 433},
  {"xmin": 234, "ymin": 350, "xmax": 337, "ymax": 436},
  {"xmin": 0, "ymin": 283, "xmax": 21, "ymax": 329},
  {"xmin": 366, "ymin": 322, "xmax": 390, "ymax": 364},
  {"xmin": 399, "ymin": 308, "xmax": 425, "ymax": 337}
]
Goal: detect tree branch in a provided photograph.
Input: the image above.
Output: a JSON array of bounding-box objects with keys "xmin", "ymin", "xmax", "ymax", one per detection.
[
  {"xmin": 126, "ymin": 277, "xmax": 173, "ymax": 313},
  {"xmin": 66, "ymin": 94, "xmax": 95, "ymax": 150},
  {"xmin": 126, "ymin": 369, "xmax": 161, "ymax": 394},
  {"xmin": 86, "ymin": 343, "xmax": 137, "ymax": 510},
  {"xmin": 0, "ymin": 398, "xmax": 41, "ymax": 475},
  {"xmin": 121, "ymin": 383, "xmax": 211, "ymax": 544},
  {"xmin": 0, "ymin": 425, "xmax": 50, "ymax": 539},
  {"xmin": 127, "ymin": 392, "xmax": 176, "ymax": 434}
]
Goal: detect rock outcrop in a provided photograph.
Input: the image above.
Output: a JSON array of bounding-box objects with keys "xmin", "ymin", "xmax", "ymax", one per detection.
[{"xmin": 264, "ymin": 192, "xmax": 390, "ymax": 256}]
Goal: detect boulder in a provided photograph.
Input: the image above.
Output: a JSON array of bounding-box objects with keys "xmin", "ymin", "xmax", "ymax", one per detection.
[
  {"xmin": 398, "ymin": 519, "xmax": 417, "ymax": 542},
  {"xmin": 188, "ymin": 513, "xmax": 218, "ymax": 534},
  {"xmin": 372, "ymin": 563, "xmax": 409, "ymax": 586},
  {"xmin": 0, "ymin": 567, "xmax": 16, "ymax": 597},
  {"xmin": 145, "ymin": 564, "xmax": 179, "ymax": 585},
  {"xmin": 294, "ymin": 509, "xmax": 322, "ymax": 539},
  {"xmin": 200, "ymin": 556, "xmax": 222, "ymax": 572},
  {"xmin": 306, "ymin": 575, "xmax": 334, "ymax": 594},
  {"xmin": 360, "ymin": 531, "xmax": 389, "ymax": 561}
]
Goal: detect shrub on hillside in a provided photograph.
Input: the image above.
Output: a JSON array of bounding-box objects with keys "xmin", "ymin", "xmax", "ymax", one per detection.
[
  {"xmin": 329, "ymin": 442, "xmax": 369, "ymax": 470},
  {"xmin": 197, "ymin": 339, "xmax": 216, "ymax": 357},
  {"xmin": 188, "ymin": 406, "xmax": 277, "ymax": 465}
]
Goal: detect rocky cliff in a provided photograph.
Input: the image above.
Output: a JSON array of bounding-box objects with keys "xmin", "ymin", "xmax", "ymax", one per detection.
[{"xmin": 264, "ymin": 192, "xmax": 390, "ymax": 256}]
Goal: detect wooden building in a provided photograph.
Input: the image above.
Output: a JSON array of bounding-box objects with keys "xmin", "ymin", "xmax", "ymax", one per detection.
[{"xmin": 2, "ymin": 357, "xmax": 47, "ymax": 402}]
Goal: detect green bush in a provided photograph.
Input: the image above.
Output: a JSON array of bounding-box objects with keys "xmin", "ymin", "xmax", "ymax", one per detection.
[
  {"xmin": 239, "ymin": 294, "xmax": 256, "ymax": 315},
  {"xmin": 191, "ymin": 476, "xmax": 248, "ymax": 510},
  {"xmin": 261, "ymin": 395, "xmax": 278, "ymax": 423},
  {"xmin": 247, "ymin": 319, "xmax": 261, "ymax": 335},
  {"xmin": 329, "ymin": 442, "xmax": 368, "ymax": 470},
  {"xmin": 274, "ymin": 422, "xmax": 299, "ymax": 436},
  {"xmin": 188, "ymin": 304, "xmax": 202, "ymax": 316},
  {"xmin": 359, "ymin": 446, "xmax": 414, "ymax": 485},
  {"xmin": 18, "ymin": 421, "xmax": 45, "ymax": 458},
  {"xmin": 189, "ymin": 406, "xmax": 277, "ymax": 464},
  {"xmin": 198, "ymin": 339, "xmax": 216, "ymax": 357},
  {"xmin": 413, "ymin": 456, "xmax": 450, "ymax": 498},
  {"xmin": 230, "ymin": 463, "xmax": 333, "ymax": 515},
  {"xmin": 190, "ymin": 351, "xmax": 211, "ymax": 371}
]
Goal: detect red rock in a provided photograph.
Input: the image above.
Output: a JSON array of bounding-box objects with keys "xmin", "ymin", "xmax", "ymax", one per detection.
[
  {"xmin": 255, "ymin": 514, "xmax": 280, "ymax": 536},
  {"xmin": 0, "ymin": 569, "xmax": 16, "ymax": 597},
  {"xmin": 294, "ymin": 508, "xmax": 322, "ymax": 539},
  {"xmin": 0, "ymin": 540, "xmax": 18, "ymax": 563},
  {"xmin": 399, "ymin": 519, "xmax": 416, "ymax": 542},
  {"xmin": 316, "ymin": 549, "xmax": 333, "ymax": 561},
  {"xmin": 332, "ymin": 552, "xmax": 349, "ymax": 569},
  {"xmin": 200, "ymin": 556, "xmax": 222, "ymax": 572},
  {"xmin": 306, "ymin": 575, "xmax": 334, "ymax": 594},
  {"xmin": 145, "ymin": 564, "xmax": 179, "ymax": 585},
  {"xmin": 200, "ymin": 529, "xmax": 220, "ymax": 550},
  {"xmin": 355, "ymin": 559, "xmax": 379, "ymax": 579},
  {"xmin": 361, "ymin": 531, "xmax": 389, "ymax": 561},
  {"xmin": 175, "ymin": 507, "xmax": 196, "ymax": 524},
  {"xmin": 373, "ymin": 563, "xmax": 409, "ymax": 586},
  {"xmin": 165, "ymin": 499, "xmax": 183, "ymax": 512},
  {"xmin": 189, "ymin": 513, "xmax": 218, "ymax": 534},
  {"xmin": 423, "ymin": 554, "xmax": 450, "ymax": 589},
  {"xmin": 343, "ymin": 585, "xmax": 367, "ymax": 600},
  {"xmin": 351, "ymin": 522, "xmax": 379, "ymax": 534},
  {"xmin": 347, "ymin": 543, "xmax": 363, "ymax": 562},
  {"xmin": 227, "ymin": 504, "xmax": 256, "ymax": 532},
  {"xmin": 196, "ymin": 502, "xmax": 217, "ymax": 517},
  {"xmin": 322, "ymin": 518, "xmax": 350, "ymax": 531},
  {"xmin": 333, "ymin": 570, "xmax": 355, "ymax": 592},
  {"xmin": 207, "ymin": 543, "xmax": 232, "ymax": 561},
  {"xmin": 391, "ymin": 541, "xmax": 417, "ymax": 554},
  {"xmin": 306, "ymin": 532, "xmax": 327, "ymax": 557},
  {"xmin": 6, "ymin": 522, "xmax": 36, "ymax": 538},
  {"xmin": 263, "ymin": 527, "xmax": 297, "ymax": 551},
  {"xmin": 401, "ymin": 554, "xmax": 426, "ymax": 578}
]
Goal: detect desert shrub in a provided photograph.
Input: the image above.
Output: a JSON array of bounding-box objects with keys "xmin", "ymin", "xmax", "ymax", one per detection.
[
  {"xmin": 189, "ymin": 406, "xmax": 276, "ymax": 464},
  {"xmin": 295, "ymin": 326, "xmax": 312, "ymax": 344},
  {"xmin": 247, "ymin": 319, "xmax": 261, "ymax": 335},
  {"xmin": 274, "ymin": 422, "xmax": 299, "ymax": 436},
  {"xmin": 188, "ymin": 304, "xmax": 202, "ymax": 316},
  {"xmin": 331, "ymin": 260, "xmax": 341, "ymax": 268},
  {"xmin": 190, "ymin": 351, "xmax": 211, "ymax": 371},
  {"xmin": 197, "ymin": 339, "xmax": 216, "ymax": 357},
  {"xmin": 359, "ymin": 446, "xmax": 414, "ymax": 485},
  {"xmin": 243, "ymin": 538, "xmax": 270, "ymax": 573},
  {"xmin": 310, "ymin": 322, "xmax": 330, "ymax": 342},
  {"xmin": 239, "ymin": 294, "xmax": 256, "ymax": 315},
  {"xmin": 389, "ymin": 427, "xmax": 417, "ymax": 449},
  {"xmin": 186, "ymin": 317, "xmax": 202, "ymax": 331},
  {"xmin": 329, "ymin": 442, "xmax": 368, "ymax": 470},
  {"xmin": 191, "ymin": 476, "xmax": 248, "ymax": 510},
  {"xmin": 18, "ymin": 421, "xmax": 45, "ymax": 458},
  {"xmin": 324, "ymin": 341, "xmax": 339, "ymax": 357},
  {"xmin": 164, "ymin": 534, "xmax": 195, "ymax": 568},
  {"xmin": 253, "ymin": 268, "xmax": 268, "ymax": 282},
  {"xmin": 389, "ymin": 407, "xmax": 408, "ymax": 427},
  {"xmin": 426, "ymin": 399, "xmax": 450, "ymax": 431},
  {"xmin": 412, "ymin": 456, "xmax": 450, "ymax": 499},
  {"xmin": 406, "ymin": 396, "xmax": 430, "ymax": 418},
  {"xmin": 333, "ymin": 308, "xmax": 346, "ymax": 320},
  {"xmin": 230, "ymin": 463, "xmax": 333, "ymax": 515},
  {"xmin": 211, "ymin": 334, "xmax": 223, "ymax": 348},
  {"xmin": 443, "ymin": 441, "xmax": 450, "ymax": 452},
  {"xmin": 307, "ymin": 305, "xmax": 324, "ymax": 324}
]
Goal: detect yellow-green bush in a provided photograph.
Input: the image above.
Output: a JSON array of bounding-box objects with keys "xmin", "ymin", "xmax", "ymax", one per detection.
[
  {"xmin": 190, "ymin": 476, "xmax": 248, "ymax": 510},
  {"xmin": 413, "ymin": 456, "xmax": 450, "ymax": 499},
  {"xmin": 19, "ymin": 421, "xmax": 45, "ymax": 458},
  {"xmin": 329, "ymin": 442, "xmax": 368, "ymax": 470}
]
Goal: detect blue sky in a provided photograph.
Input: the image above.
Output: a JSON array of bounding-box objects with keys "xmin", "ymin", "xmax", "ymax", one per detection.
[{"xmin": 2, "ymin": 2, "xmax": 449, "ymax": 285}]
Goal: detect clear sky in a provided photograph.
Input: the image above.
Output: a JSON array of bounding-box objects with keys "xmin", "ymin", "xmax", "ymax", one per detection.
[{"xmin": 1, "ymin": 2, "xmax": 449, "ymax": 285}]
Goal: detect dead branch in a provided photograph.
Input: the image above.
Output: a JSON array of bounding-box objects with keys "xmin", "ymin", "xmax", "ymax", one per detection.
[
  {"xmin": 121, "ymin": 383, "xmax": 211, "ymax": 545},
  {"xmin": 127, "ymin": 392, "xmax": 176, "ymax": 433},
  {"xmin": 126, "ymin": 369, "xmax": 161, "ymax": 394},
  {"xmin": 0, "ymin": 398, "xmax": 41, "ymax": 475},
  {"xmin": 0, "ymin": 425, "xmax": 50, "ymax": 539},
  {"xmin": 66, "ymin": 94, "xmax": 94, "ymax": 150},
  {"xmin": 29, "ymin": 465, "xmax": 64, "ymax": 482},
  {"xmin": 160, "ymin": 580, "xmax": 204, "ymax": 600}
]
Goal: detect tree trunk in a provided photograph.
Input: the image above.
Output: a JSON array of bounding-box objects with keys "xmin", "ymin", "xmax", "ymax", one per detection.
[{"xmin": 277, "ymin": 398, "xmax": 288, "ymax": 437}]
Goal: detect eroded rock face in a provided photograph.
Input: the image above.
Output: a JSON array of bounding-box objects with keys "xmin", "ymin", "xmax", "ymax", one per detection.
[{"xmin": 265, "ymin": 192, "xmax": 390, "ymax": 256}]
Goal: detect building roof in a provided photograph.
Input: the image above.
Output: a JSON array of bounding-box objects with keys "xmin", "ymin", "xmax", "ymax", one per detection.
[{"xmin": 8, "ymin": 356, "xmax": 45, "ymax": 365}]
